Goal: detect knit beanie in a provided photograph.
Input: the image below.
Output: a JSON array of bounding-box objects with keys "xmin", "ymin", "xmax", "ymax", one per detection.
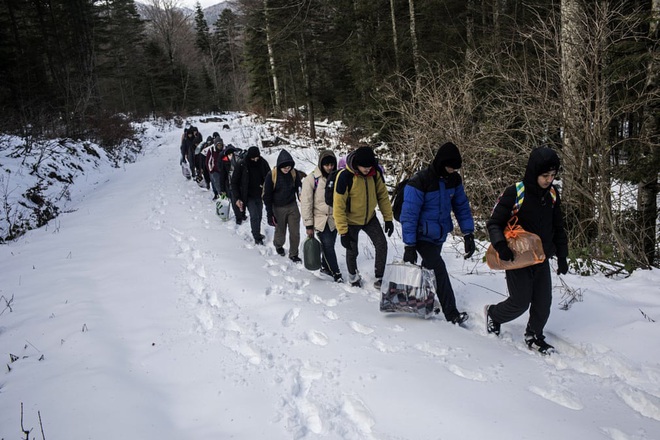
[
  {"xmin": 246, "ymin": 146, "xmax": 260, "ymax": 159},
  {"xmin": 352, "ymin": 147, "xmax": 377, "ymax": 168}
]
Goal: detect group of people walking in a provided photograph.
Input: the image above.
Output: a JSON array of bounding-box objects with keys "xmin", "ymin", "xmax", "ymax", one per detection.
[{"xmin": 181, "ymin": 125, "xmax": 569, "ymax": 351}]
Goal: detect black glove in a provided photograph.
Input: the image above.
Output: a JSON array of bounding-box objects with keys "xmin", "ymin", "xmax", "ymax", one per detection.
[
  {"xmin": 403, "ymin": 245, "xmax": 417, "ymax": 264},
  {"xmin": 267, "ymin": 213, "xmax": 277, "ymax": 227},
  {"xmin": 340, "ymin": 234, "xmax": 353, "ymax": 250},
  {"xmin": 464, "ymin": 233, "xmax": 475, "ymax": 259},
  {"xmin": 557, "ymin": 257, "xmax": 569, "ymax": 275},
  {"xmin": 494, "ymin": 241, "xmax": 514, "ymax": 261},
  {"xmin": 384, "ymin": 221, "xmax": 394, "ymax": 237}
]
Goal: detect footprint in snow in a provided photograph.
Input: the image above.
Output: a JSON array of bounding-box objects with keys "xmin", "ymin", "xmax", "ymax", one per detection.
[
  {"xmin": 342, "ymin": 395, "xmax": 375, "ymax": 434},
  {"xmin": 348, "ymin": 321, "xmax": 374, "ymax": 335},
  {"xmin": 282, "ymin": 308, "xmax": 300, "ymax": 327},
  {"xmin": 614, "ymin": 384, "xmax": 660, "ymax": 421},
  {"xmin": 307, "ymin": 330, "xmax": 329, "ymax": 346},
  {"xmin": 324, "ymin": 310, "xmax": 339, "ymax": 320},
  {"xmin": 528, "ymin": 385, "xmax": 584, "ymax": 410},
  {"xmin": 447, "ymin": 364, "xmax": 488, "ymax": 382}
]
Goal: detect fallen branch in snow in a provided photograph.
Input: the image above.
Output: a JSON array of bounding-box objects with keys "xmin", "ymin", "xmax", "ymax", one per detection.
[
  {"xmin": 0, "ymin": 293, "xmax": 14, "ymax": 316},
  {"xmin": 467, "ymin": 282, "xmax": 507, "ymax": 297},
  {"xmin": 639, "ymin": 309, "xmax": 655, "ymax": 322},
  {"xmin": 558, "ymin": 277, "xmax": 583, "ymax": 310}
]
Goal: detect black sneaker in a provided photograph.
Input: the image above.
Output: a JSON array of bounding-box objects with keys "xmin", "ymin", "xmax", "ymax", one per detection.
[
  {"xmin": 348, "ymin": 272, "xmax": 361, "ymax": 287},
  {"xmin": 485, "ymin": 305, "xmax": 500, "ymax": 336},
  {"xmin": 254, "ymin": 234, "xmax": 265, "ymax": 245},
  {"xmin": 524, "ymin": 332, "xmax": 555, "ymax": 355},
  {"xmin": 276, "ymin": 247, "xmax": 285, "ymax": 256},
  {"xmin": 451, "ymin": 312, "xmax": 469, "ymax": 326},
  {"xmin": 333, "ymin": 273, "xmax": 344, "ymax": 283},
  {"xmin": 373, "ymin": 278, "xmax": 382, "ymax": 290},
  {"xmin": 290, "ymin": 256, "xmax": 302, "ymax": 264}
]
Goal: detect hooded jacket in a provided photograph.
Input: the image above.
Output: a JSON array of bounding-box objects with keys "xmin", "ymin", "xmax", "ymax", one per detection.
[
  {"xmin": 230, "ymin": 149, "xmax": 270, "ymax": 202},
  {"xmin": 333, "ymin": 149, "xmax": 393, "ymax": 235},
  {"xmin": 262, "ymin": 149, "xmax": 302, "ymax": 214},
  {"xmin": 487, "ymin": 147, "xmax": 568, "ymax": 259},
  {"xmin": 300, "ymin": 150, "xmax": 337, "ymax": 232},
  {"xmin": 400, "ymin": 144, "xmax": 474, "ymax": 246}
]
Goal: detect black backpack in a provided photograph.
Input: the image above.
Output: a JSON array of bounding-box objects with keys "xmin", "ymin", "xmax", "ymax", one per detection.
[
  {"xmin": 391, "ymin": 178, "xmax": 409, "ymax": 222},
  {"xmin": 324, "ymin": 169, "xmax": 343, "ymax": 206}
]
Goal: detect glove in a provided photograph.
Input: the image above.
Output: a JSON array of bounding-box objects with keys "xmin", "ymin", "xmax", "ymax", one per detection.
[
  {"xmin": 494, "ymin": 241, "xmax": 514, "ymax": 261},
  {"xmin": 464, "ymin": 233, "xmax": 475, "ymax": 259},
  {"xmin": 267, "ymin": 213, "xmax": 277, "ymax": 227},
  {"xmin": 403, "ymin": 245, "xmax": 417, "ymax": 264},
  {"xmin": 384, "ymin": 221, "xmax": 394, "ymax": 237},
  {"xmin": 557, "ymin": 257, "xmax": 569, "ymax": 275},
  {"xmin": 340, "ymin": 234, "xmax": 353, "ymax": 250},
  {"xmin": 306, "ymin": 226, "xmax": 315, "ymax": 238}
]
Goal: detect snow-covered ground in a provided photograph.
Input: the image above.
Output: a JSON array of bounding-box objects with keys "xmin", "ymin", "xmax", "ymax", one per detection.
[{"xmin": 1, "ymin": 115, "xmax": 659, "ymax": 439}]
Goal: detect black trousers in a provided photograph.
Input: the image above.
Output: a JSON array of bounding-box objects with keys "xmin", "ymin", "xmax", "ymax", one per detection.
[
  {"xmin": 416, "ymin": 240, "xmax": 460, "ymax": 322},
  {"xmin": 345, "ymin": 216, "xmax": 387, "ymax": 279},
  {"xmin": 489, "ymin": 260, "xmax": 552, "ymax": 336}
]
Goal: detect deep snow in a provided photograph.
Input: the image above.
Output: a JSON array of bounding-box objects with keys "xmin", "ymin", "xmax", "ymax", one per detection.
[{"xmin": 1, "ymin": 114, "xmax": 659, "ymax": 440}]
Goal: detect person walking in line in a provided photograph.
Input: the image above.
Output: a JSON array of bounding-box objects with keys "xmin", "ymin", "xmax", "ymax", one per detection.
[
  {"xmin": 485, "ymin": 146, "xmax": 569, "ymax": 354},
  {"xmin": 301, "ymin": 150, "xmax": 343, "ymax": 282},
  {"xmin": 262, "ymin": 149, "xmax": 303, "ymax": 263},
  {"xmin": 333, "ymin": 146, "xmax": 394, "ymax": 288},
  {"xmin": 231, "ymin": 146, "xmax": 270, "ymax": 245},
  {"xmin": 207, "ymin": 138, "xmax": 224, "ymax": 200},
  {"xmin": 218, "ymin": 145, "xmax": 246, "ymax": 223},
  {"xmin": 400, "ymin": 142, "xmax": 475, "ymax": 325}
]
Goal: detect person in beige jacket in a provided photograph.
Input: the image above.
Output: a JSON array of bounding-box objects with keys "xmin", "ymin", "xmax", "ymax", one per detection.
[{"xmin": 300, "ymin": 150, "xmax": 343, "ymax": 282}]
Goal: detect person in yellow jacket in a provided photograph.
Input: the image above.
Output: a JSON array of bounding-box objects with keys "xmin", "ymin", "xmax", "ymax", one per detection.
[{"xmin": 333, "ymin": 146, "xmax": 394, "ymax": 288}]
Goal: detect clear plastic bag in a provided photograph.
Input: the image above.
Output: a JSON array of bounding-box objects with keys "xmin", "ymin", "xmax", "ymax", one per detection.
[
  {"xmin": 486, "ymin": 217, "xmax": 546, "ymax": 270},
  {"xmin": 379, "ymin": 262, "xmax": 437, "ymax": 318}
]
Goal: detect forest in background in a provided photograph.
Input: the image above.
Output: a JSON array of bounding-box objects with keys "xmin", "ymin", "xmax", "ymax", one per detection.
[{"xmin": 0, "ymin": 0, "xmax": 658, "ymax": 271}]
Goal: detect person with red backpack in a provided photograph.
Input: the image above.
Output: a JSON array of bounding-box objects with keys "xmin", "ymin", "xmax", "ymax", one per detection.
[
  {"xmin": 400, "ymin": 142, "xmax": 475, "ymax": 325},
  {"xmin": 485, "ymin": 146, "xmax": 569, "ymax": 354}
]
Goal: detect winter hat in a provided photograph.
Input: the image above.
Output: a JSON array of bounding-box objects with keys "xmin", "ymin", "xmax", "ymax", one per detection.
[
  {"xmin": 246, "ymin": 146, "xmax": 260, "ymax": 159},
  {"xmin": 320, "ymin": 154, "xmax": 337, "ymax": 168},
  {"xmin": 223, "ymin": 145, "xmax": 236, "ymax": 157},
  {"xmin": 352, "ymin": 147, "xmax": 377, "ymax": 168},
  {"xmin": 432, "ymin": 142, "xmax": 462, "ymax": 174}
]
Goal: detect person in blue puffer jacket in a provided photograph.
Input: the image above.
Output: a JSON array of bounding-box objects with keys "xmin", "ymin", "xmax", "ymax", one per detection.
[{"xmin": 400, "ymin": 142, "xmax": 476, "ymax": 325}]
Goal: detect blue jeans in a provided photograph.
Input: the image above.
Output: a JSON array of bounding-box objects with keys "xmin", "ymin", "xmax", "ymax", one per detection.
[{"xmin": 317, "ymin": 224, "xmax": 340, "ymax": 275}]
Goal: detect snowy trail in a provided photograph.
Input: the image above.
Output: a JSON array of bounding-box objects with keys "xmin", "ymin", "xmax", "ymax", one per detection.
[
  {"xmin": 143, "ymin": 122, "xmax": 660, "ymax": 438},
  {"xmin": 1, "ymin": 117, "xmax": 658, "ymax": 439}
]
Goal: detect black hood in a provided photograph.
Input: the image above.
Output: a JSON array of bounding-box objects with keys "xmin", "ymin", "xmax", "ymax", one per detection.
[
  {"xmin": 523, "ymin": 147, "xmax": 560, "ymax": 189},
  {"xmin": 276, "ymin": 149, "xmax": 295, "ymax": 169},
  {"xmin": 432, "ymin": 142, "xmax": 462, "ymax": 177}
]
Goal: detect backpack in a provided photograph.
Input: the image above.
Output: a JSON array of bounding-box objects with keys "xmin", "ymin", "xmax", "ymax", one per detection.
[
  {"xmin": 324, "ymin": 169, "xmax": 343, "ymax": 206},
  {"xmin": 324, "ymin": 169, "xmax": 379, "ymax": 207},
  {"xmin": 510, "ymin": 181, "xmax": 556, "ymax": 216},
  {"xmin": 391, "ymin": 178, "xmax": 409, "ymax": 222}
]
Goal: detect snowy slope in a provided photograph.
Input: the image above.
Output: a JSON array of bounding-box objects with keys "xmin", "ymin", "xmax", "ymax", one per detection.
[{"xmin": 0, "ymin": 115, "xmax": 659, "ymax": 440}]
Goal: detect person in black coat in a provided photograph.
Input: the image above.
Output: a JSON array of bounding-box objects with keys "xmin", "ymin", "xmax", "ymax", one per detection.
[
  {"xmin": 262, "ymin": 149, "xmax": 303, "ymax": 262},
  {"xmin": 485, "ymin": 146, "xmax": 569, "ymax": 353},
  {"xmin": 231, "ymin": 146, "xmax": 270, "ymax": 245}
]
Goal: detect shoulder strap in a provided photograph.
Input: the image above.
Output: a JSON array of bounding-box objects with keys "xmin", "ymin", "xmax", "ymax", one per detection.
[
  {"xmin": 271, "ymin": 168, "xmax": 277, "ymax": 187},
  {"xmin": 511, "ymin": 181, "xmax": 556, "ymax": 216},
  {"xmin": 511, "ymin": 181, "xmax": 525, "ymax": 216}
]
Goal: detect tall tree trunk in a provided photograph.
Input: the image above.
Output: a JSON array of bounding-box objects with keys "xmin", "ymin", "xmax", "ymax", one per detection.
[
  {"xmin": 638, "ymin": 0, "xmax": 660, "ymax": 267},
  {"xmin": 389, "ymin": 0, "xmax": 400, "ymax": 75},
  {"xmin": 560, "ymin": 0, "xmax": 595, "ymax": 244},
  {"xmin": 408, "ymin": 0, "xmax": 421, "ymax": 93},
  {"xmin": 298, "ymin": 36, "xmax": 316, "ymax": 139},
  {"xmin": 264, "ymin": 0, "xmax": 281, "ymax": 115}
]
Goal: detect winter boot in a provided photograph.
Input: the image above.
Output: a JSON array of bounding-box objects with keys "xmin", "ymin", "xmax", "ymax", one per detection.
[
  {"xmin": 524, "ymin": 331, "xmax": 555, "ymax": 355},
  {"xmin": 485, "ymin": 305, "xmax": 501, "ymax": 336}
]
